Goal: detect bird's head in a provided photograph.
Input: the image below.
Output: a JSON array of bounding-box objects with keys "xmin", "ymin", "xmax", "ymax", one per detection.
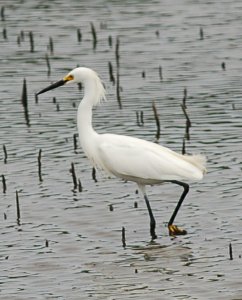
[
  {"xmin": 37, "ymin": 67, "xmax": 106, "ymax": 106},
  {"xmin": 36, "ymin": 67, "xmax": 97, "ymax": 94}
]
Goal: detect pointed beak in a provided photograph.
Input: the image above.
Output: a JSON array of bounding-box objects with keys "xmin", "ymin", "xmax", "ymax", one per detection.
[{"xmin": 36, "ymin": 79, "xmax": 66, "ymax": 95}]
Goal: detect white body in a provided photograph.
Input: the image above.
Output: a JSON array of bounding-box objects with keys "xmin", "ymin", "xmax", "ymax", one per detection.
[{"xmin": 73, "ymin": 67, "xmax": 206, "ymax": 188}]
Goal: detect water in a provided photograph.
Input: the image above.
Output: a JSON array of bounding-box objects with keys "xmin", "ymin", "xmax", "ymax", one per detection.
[{"xmin": 1, "ymin": 0, "xmax": 242, "ymax": 299}]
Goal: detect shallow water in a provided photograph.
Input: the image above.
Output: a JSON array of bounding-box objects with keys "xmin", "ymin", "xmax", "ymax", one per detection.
[{"xmin": 1, "ymin": 0, "xmax": 242, "ymax": 299}]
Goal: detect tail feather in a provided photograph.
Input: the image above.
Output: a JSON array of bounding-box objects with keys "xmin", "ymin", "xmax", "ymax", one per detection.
[{"xmin": 183, "ymin": 154, "xmax": 207, "ymax": 174}]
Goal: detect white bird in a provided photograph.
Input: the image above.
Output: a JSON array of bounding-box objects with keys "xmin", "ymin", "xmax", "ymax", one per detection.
[{"xmin": 37, "ymin": 67, "xmax": 206, "ymax": 240}]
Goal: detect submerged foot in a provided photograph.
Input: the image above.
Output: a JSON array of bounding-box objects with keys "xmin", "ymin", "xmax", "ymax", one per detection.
[
  {"xmin": 168, "ymin": 224, "xmax": 187, "ymax": 236},
  {"xmin": 151, "ymin": 232, "xmax": 157, "ymax": 240}
]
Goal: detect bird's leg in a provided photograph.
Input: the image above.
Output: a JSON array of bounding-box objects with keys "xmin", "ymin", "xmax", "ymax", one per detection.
[
  {"xmin": 168, "ymin": 181, "xmax": 189, "ymax": 236},
  {"xmin": 144, "ymin": 194, "xmax": 157, "ymax": 240}
]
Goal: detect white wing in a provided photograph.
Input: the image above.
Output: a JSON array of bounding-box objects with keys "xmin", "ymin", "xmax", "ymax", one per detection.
[{"xmin": 95, "ymin": 134, "xmax": 206, "ymax": 183}]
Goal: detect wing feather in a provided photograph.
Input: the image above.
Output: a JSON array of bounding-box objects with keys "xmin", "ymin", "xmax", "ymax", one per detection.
[{"xmin": 96, "ymin": 134, "xmax": 205, "ymax": 182}]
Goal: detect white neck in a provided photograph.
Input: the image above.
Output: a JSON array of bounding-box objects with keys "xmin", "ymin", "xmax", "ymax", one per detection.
[{"xmin": 77, "ymin": 82, "xmax": 99, "ymax": 164}]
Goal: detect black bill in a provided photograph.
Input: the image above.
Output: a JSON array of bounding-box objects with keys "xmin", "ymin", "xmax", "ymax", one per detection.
[{"xmin": 36, "ymin": 79, "xmax": 66, "ymax": 95}]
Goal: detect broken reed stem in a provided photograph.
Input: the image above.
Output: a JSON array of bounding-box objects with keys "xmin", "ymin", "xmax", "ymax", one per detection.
[
  {"xmin": 182, "ymin": 137, "xmax": 186, "ymax": 155},
  {"xmin": 183, "ymin": 88, "xmax": 187, "ymax": 108},
  {"xmin": 2, "ymin": 175, "xmax": 6, "ymax": 193},
  {"xmin": 140, "ymin": 111, "xmax": 144, "ymax": 125},
  {"xmin": 29, "ymin": 31, "xmax": 34, "ymax": 52},
  {"xmin": 159, "ymin": 66, "xmax": 163, "ymax": 81},
  {"xmin": 136, "ymin": 111, "xmax": 140, "ymax": 126},
  {"xmin": 1, "ymin": 6, "xmax": 5, "ymax": 21},
  {"xmin": 70, "ymin": 162, "xmax": 78, "ymax": 189},
  {"xmin": 45, "ymin": 54, "xmax": 51, "ymax": 76},
  {"xmin": 38, "ymin": 149, "xmax": 43, "ymax": 182},
  {"xmin": 20, "ymin": 30, "xmax": 25, "ymax": 41},
  {"xmin": 92, "ymin": 167, "xmax": 97, "ymax": 182},
  {"xmin": 108, "ymin": 61, "xmax": 115, "ymax": 85},
  {"xmin": 21, "ymin": 78, "xmax": 28, "ymax": 108},
  {"xmin": 49, "ymin": 37, "xmax": 54, "ymax": 54},
  {"xmin": 21, "ymin": 78, "xmax": 30, "ymax": 126},
  {"xmin": 108, "ymin": 35, "xmax": 112, "ymax": 48},
  {"xmin": 73, "ymin": 133, "xmax": 78, "ymax": 150},
  {"xmin": 77, "ymin": 28, "xmax": 82, "ymax": 42},
  {"xmin": 3, "ymin": 144, "xmax": 7, "ymax": 163},
  {"xmin": 90, "ymin": 22, "xmax": 97, "ymax": 50},
  {"xmin": 199, "ymin": 27, "xmax": 204, "ymax": 40},
  {"xmin": 152, "ymin": 101, "xmax": 160, "ymax": 142},
  {"xmin": 78, "ymin": 179, "xmax": 82, "ymax": 192},
  {"xmin": 181, "ymin": 104, "xmax": 191, "ymax": 140},
  {"xmin": 185, "ymin": 120, "xmax": 190, "ymax": 141},
  {"xmin": 180, "ymin": 104, "xmax": 191, "ymax": 127},
  {"xmin": 116, "ymin": 70, "xmax": 122, "ymax": 109},
  {"xmin": 115, "ymin": 37, "xmax": 120, "ymax": 68},
  {"xmin": 136, "ymin": 111, "xmax": 144, "ymax": 127},
  {"xmin": 229, "ymin": 243, "xmax": 233, "ymax": 260},
  {"xmin": 115, "ymin": 37, "xmax": 122, "ymax": 109},
  {"xmin": 122, "ymin": 227, "xmax": 126, "ymax": 248},
  {"xmin": 3, "ymin": 27, "xmax": 7, "ymax": 39},
  {"xmin": 16, "ymin": 191, "xmax": 20, "ymax": 225},
  {"xmin": 17, "ymin": 35, "xmax": 21, "ymax": 46}
]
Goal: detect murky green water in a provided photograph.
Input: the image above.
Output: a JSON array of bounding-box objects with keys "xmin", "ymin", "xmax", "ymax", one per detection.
[{"xmin": 1, "ymin": 0, "xmax": 242, "ymax": 299}]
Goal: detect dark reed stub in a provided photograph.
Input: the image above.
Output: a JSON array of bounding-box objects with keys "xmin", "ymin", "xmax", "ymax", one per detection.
[
  {"xmin": 29, "ymin": 31, "xmax": 34, "ymax": 52},
  {"xmin": 229, "ymin": 243, "xmax": 233, "ymax": 260},
  {"xmin": 77, "ymin": 28, "xmax": 82, "ymax": 42},
  {"xmin": 92, "ymin": 167, "xmax": 97, "ymax": 183},
  {"xmin": 90, "ymin": 22, "xmax": 97, "ymax": 50},
  {"xmin": 2, "ymin": 174, "xmax": 6, "ymax": 193},
  {"xmin": 16, "ymin": 191, "xmax": 21, "ymax": 225},
  {"xmin": 21, "ymin": 78, "xmax": 30, "ymax": 126},
  {"xmin": 182, "ymin": 137, "xmax": 186, "ymax": 155},
  {"xmin": 3, "ymin": 144, "xmax": 7, "ymax": 164},
  {"xmin": 152, "ymin": 101, "xmax": 160, "ymax": 142},
  {"xmin": 73, "ymin": 133, "xmax": 78, "ymax": 150},
  {"xmin": 199, "ymin": 27, "xmax": 204, "ymax": 40},
  {"xmin": 70, "ymin": 163, "xmax": 78, "ymax": 189},
  {"xmin": 45, "ymin": 54, "xmax": 51, "ymax": 76},
  {"xmin": 183, "ymin": 88, "xmax": 187, "ymax": 108},
  {"xmin": 48, "ymin": 37, "xmax": 54, "ymax": 54},
  {"xmin": 108, "ymin": 61, "xmax": 115, "ymax": 85},
  {"xmin": 78, "ymin": 179, "xmax": 82, "ymax": 192},
  {"xmin": 159, "ymin": 65, "xmax": 163, "ymax": 81},
  {"xmin": 122, "ymin": 227, "xmax": 126, "ymax": 248},
  {"xmin": 38, "ymin": 149, "xmax": 43, "ymax": 182},
  {"xmin": 108, "ymin": 35, "xmax": 112, "ymax": 48},
  {"xmin": 3, "ymin": 27, "xmax": 7, "ymax": 39},
  {"xmin": 1, "ymin": 6, "xmax": 5, "ymax": 21}
]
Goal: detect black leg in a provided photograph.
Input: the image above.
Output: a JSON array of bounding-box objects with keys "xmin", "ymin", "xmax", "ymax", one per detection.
[
  {"xmin": 168, "ymin": 180, "xmax": 189, "ymax": 236},
  {"xmin": 144, "ymin": 194, "xmax": 157, "ymax": 240}
]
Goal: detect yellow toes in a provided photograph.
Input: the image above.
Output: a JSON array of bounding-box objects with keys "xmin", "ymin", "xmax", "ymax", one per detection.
[{"xmin": 168, "ymin": 224, "xmax": 187, "ymax": 236}]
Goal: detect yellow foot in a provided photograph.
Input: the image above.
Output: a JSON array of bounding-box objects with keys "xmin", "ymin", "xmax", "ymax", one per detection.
[{"xmin": 168, "ymin": 224, "xmax": 187, "ymax": 236}]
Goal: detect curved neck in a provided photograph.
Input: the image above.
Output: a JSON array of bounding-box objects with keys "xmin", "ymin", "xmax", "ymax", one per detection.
[{"xmin": 77, "ymin": 95, "xmax": 95, "ymax": 136}]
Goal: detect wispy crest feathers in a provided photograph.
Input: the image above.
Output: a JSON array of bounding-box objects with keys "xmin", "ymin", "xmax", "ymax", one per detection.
[{"xmin": 93, "ymin": 71, "xmax": 106, "ymax": 106}]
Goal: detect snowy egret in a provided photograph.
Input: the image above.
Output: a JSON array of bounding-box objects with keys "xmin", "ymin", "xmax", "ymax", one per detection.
[{"xmin": 37, "ymin": 67, "xmax": 206, "ymax": 240}]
